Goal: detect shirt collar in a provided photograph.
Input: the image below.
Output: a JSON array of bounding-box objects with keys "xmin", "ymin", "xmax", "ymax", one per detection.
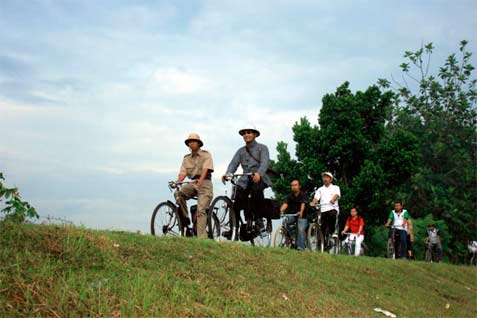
[{"xmin": 246, "ymin": 140, "xmax": 258, "ymax": 148}]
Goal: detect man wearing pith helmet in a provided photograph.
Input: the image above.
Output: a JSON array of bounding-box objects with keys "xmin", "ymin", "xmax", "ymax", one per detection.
[
  {"xmin": 223, "ymin": 125, "xmax": 272, "ymax": 231},
  {"xmin": 175, "ymin": 133, "xmax": 214, "ymax": 238}
]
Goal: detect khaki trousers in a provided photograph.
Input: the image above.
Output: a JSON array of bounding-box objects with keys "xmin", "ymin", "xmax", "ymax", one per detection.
[{"xmin": 175, "ymin": 180, "xmax": 213, "ymax": 238}]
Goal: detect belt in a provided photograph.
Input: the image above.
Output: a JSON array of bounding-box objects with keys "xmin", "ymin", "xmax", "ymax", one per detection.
[{"xmin": 192, "ymin": 175, "xmax": 211, "ymax": 180}]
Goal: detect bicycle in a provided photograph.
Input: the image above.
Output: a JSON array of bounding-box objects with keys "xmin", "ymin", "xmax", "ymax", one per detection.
[
  {"xmin": 340, "ymin": 233, "xmax": 367, "ymax": 256},
  {"xmin": 306, "ymin": 203, "xmax": 338, "ymax": 254},
  {"xmin": 273, "ymin": 214, "xmax": 299, "ymax": 249},
  {"xmin": 208, "ymin": 173, "xmax": 272, "ymax": 246},
  {"xmin": 150, "ymin": 181, "xmax": 219, "ymax": 238},
  {"xmin": 386, "ymin": 226, "xmax": 403, "ymax": 259},
  {"xmin": 468, "ymin": 242, "xmax": 477, "ymax": 266},
  {"xmin": 425, "ymin": 242, "xmax": 441, "ymax": 263}
]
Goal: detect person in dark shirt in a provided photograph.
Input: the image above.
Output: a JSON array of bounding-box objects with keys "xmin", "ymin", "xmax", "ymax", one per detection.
[
  {"xmin": 280, "ymin": 179, "xmax": 308, "ymax": 250},
  {"xmin": 223, "ymin": 126, "xmax": 271, "ymax": 230}
]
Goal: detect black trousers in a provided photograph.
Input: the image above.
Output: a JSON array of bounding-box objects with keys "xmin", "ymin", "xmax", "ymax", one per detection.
[
  {"xmin": 233, "ymin": 179, "xmax": 267, "ymax": 222},
  {"xmin": 320, "ymin": 209, "xmax": 338, "ymax": 236}
]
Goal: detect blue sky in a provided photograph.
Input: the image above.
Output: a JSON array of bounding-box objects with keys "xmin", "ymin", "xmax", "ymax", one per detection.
[{"xmin": 1, "ymin": 0, "xmax": 476, "ymax": 232}]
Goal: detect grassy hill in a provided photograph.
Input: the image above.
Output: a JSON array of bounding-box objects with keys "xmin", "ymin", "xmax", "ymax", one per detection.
[{"xmin": 1, "ymin": 223, "xmax": 476, "ymax": 317}]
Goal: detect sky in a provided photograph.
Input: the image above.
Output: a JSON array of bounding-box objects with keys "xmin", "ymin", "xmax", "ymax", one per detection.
[{"xmin": 1, "ymin": 0, "xmax": 476, "ymax": 233}]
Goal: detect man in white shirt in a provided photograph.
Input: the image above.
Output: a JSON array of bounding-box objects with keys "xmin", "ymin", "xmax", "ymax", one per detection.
[{"xmin": 311, "ymin": 172, "xmax": 341, "ymax": 238}]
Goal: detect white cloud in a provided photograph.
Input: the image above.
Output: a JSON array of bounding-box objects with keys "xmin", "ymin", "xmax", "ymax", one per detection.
[{"xmin": 148, "ymin": 67, "xmax": 215, "ymax": 96}]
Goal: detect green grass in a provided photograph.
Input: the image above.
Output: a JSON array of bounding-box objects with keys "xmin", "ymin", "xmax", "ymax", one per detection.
[{"xmin": 1, "ymin": 222, "xmax": 476, "ymax": 317}]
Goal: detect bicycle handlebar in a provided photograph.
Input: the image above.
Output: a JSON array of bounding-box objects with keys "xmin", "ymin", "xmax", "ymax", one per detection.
[
  {"xmin": 280, "ymin": 213, "xmax": 299, "ymax": 218},
  {"xmin": 168, "ymin": 180, "xmax": 197, "ymax": 190},
  {"xmin": 223, "ymin": 173, "xmax": 254, "ymax": 182}
]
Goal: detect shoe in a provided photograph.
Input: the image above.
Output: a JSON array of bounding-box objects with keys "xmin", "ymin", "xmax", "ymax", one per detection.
[
  {"xmin": 185, "ymin": 228, "xmax": 194, "ymax": 237},
  {"xmin": 332, "ymin": 233, "xmax": 339, "ymax": 238},
  {"xmin": 222, "ymin": 230, "xmax": 232, "ymax": 240}
]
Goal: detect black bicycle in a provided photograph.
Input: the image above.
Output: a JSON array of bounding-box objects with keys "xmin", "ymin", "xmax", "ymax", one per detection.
[
  {"xmin": 307, "ymin": 203, "xmax": 338, "ymax": 253},
  {"xmin": 208, "ymin": 173, "xmax": 272, "ymax": 246},
  {"xmin": 150, "ymin": 181, "xmax": 219, "ymax": 238},
  {"xmin": 386, "ymin": 226, "xmax": 403, "ymax": 259},
  {"xmin": 424, "ymin": 242, "xmax": 441, "ymax": 263},
  {"xmin": 273, "ymin": 214, "xmax": 299, "ymax": 249}
]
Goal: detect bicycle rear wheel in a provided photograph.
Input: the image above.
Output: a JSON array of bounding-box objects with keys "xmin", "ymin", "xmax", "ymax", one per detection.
[
  {"xmin": 151, "ymin": 201, "xmax": 183, "ymax": 236},
  {"xmin": 251, "ymin": 218, "xmax": 272, "ymax": 247},
  {"xmin": 273, "ymin": 226, "xmax": 291, "ymax": 248},
  {"xmin": 207, "ymin": 212, "xmax": 221, "ymax": 239},
  {"xmin": 208, "ymin": 196, "xmax": 237, "ymax": 241},
  {"xmin": 471, "ymin": 254, "xmax": 477, "ymax": 266},
  {"xmin": 307, "ymin": 223, "xmax": 324, "ymax": 252}
]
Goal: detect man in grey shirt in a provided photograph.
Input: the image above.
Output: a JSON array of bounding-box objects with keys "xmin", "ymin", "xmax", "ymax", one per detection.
[{"xmin": 222, "ymin": 126, "xmax": 272, "ymax": 230}]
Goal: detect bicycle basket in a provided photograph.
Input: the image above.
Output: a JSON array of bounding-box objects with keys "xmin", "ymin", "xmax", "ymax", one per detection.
[{"xmin": 264, "ymin": 199, "xmax": 281, "ymax": 220}]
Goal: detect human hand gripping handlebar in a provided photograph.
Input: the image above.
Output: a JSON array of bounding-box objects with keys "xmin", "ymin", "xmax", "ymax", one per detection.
[
  {"xmin": 221, "ymin": 173, "xmax": 254, "ymax": 185},
  {"xmin": 168, "ymin": 180, "xmax": 197, "ymax": 191}
]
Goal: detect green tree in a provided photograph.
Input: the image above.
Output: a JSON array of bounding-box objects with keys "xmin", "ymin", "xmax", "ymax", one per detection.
[
  {"xmin": 379, "ymin": 40, "xmax": 477, "ymax": 262},
  {"xmin": 0, "ymin": 172, "xmax": 39, "ymax": 223},
  {"xmin": 270, "ymin": 82, "xmax": 418, "ymax": 234}
]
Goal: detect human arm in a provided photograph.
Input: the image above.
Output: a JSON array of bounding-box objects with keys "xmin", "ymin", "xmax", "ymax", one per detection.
[
  {"xmin": 357, "ymin": 217, "xmax": 364, "ymax": 236},
  {"xmin": 330, "ymin": 194, "xmax": 340, "ymax": 204},
  {"xmin": 280, "ymin": 203, "xmax": 288, "ymax": 214},
  {"xmin": 197, "ymin": 168, "xmax": 209, "ymax": 188},
  {"xmin": 330, "ymin": 185, "xmax": 341, "ymax": 204},
  {"xmin": 297, "ymin": 202, "xmax": 306, "ymax": 219},
  {"xmin": 341, "ymin": 225, "xmax": 349, "ymax": 235},
  {"xmin": 311, "ymin": 189, "xmax": 321, "ymax": 205},
  {"xmin": 176, "ymin": 159, "xmax": 187, "ymax": 183},
  {"xmin": 223, "ymin": 149, "xmax": 241, "ymax": 183}
]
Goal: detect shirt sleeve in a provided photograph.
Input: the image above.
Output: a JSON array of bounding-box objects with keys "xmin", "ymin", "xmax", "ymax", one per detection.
[
  {"xmin": 388, "ymin": 211, "xmax": 394, "ymax": 220},
  {"xmin": 314, "ymin": 188, "xmax": 321, "ymax": 201},
  {"xmin": 226, "ymin": 149, "xmax": 241, "ymax": 174},
  {"xmin": 179, "ymin": 157, "xmax": 187, "ymax": 176},
  {"xmin": 359, "ymin": 217, "xmax": 365, "ymax": 227},
  {"xmin": 403, "ymin": 210, "xmax": 409, "ymax": 219},
  {"xmin": 345, "ymin": 218, "xmax": 350, "ymax": 227},
  {"xmin": 201, "ymin": 151, "xmax": 214, "ymax": 172}
]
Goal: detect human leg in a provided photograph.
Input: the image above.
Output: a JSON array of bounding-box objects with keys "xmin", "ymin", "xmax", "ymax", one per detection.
[
  {"xmin": 296, "ymin": 218, "xmax": 308, "ymax": 250},
  {"xmin": 196, "ymin": 180, "xmax": 213, "ymax": 238}
]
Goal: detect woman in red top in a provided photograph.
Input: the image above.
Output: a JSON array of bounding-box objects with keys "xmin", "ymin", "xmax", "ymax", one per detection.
[{"xmin": 341, "ymin": 207, "xmax": 365, "ymax": 256}]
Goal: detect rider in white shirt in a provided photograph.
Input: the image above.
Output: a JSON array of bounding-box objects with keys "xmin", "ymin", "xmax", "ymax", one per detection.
[{"xmin": 312, "ymin": 172, "xmax": 341, "ymax": 237}]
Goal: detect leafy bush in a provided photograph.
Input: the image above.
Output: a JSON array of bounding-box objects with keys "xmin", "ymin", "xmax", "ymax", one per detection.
[{"xmin": 0, "ymin": 172, "xmax": 39, "ymax": 223}]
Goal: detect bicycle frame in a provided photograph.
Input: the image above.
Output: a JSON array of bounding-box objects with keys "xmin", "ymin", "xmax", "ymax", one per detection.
[
  {"xmin": 309, "ymin": 203, "xmax": 339, "ymax": 253},
  {"xmin": 222, "ymin": 173, "xmax": 271, "ymax": 246},
  {"xmin": 276, "ymin": 214, "xmax": 298, "ymax": 248}
]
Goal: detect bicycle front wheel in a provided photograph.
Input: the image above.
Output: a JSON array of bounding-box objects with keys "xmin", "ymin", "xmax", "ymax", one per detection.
[
  {"xmin": 273, "ymin": 226, "xmax": 291, "ymax": 248},
  {"xmin": 251, "ymin": 218, "xmax": 272, "ymax": 247},
  {"xmin": 208, "ymin": 196, "xmax": 237, "ymax": 241},
  {"xmin": 307, "ymin": 223, "xmax": 324, "ymax": 252},
  {"xmin": 151, "ymin": 201, "xmax": 183, "ymax": 236},
  {"xmin": 386, "ymin": 239, "xmax": 395, "ymax": 259},
  {"xmin": 328, "ymin": 236, "xmax": 339, "ymax": 255}
]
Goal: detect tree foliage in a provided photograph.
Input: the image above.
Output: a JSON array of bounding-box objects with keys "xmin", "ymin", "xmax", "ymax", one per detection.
[
  {"xmin": 0, "ymin": 172, "xmax": 39, "ymax": 223},
  {"xmin": 271, "ymin": 41, "xmax": 476, "ymax": 262}
]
